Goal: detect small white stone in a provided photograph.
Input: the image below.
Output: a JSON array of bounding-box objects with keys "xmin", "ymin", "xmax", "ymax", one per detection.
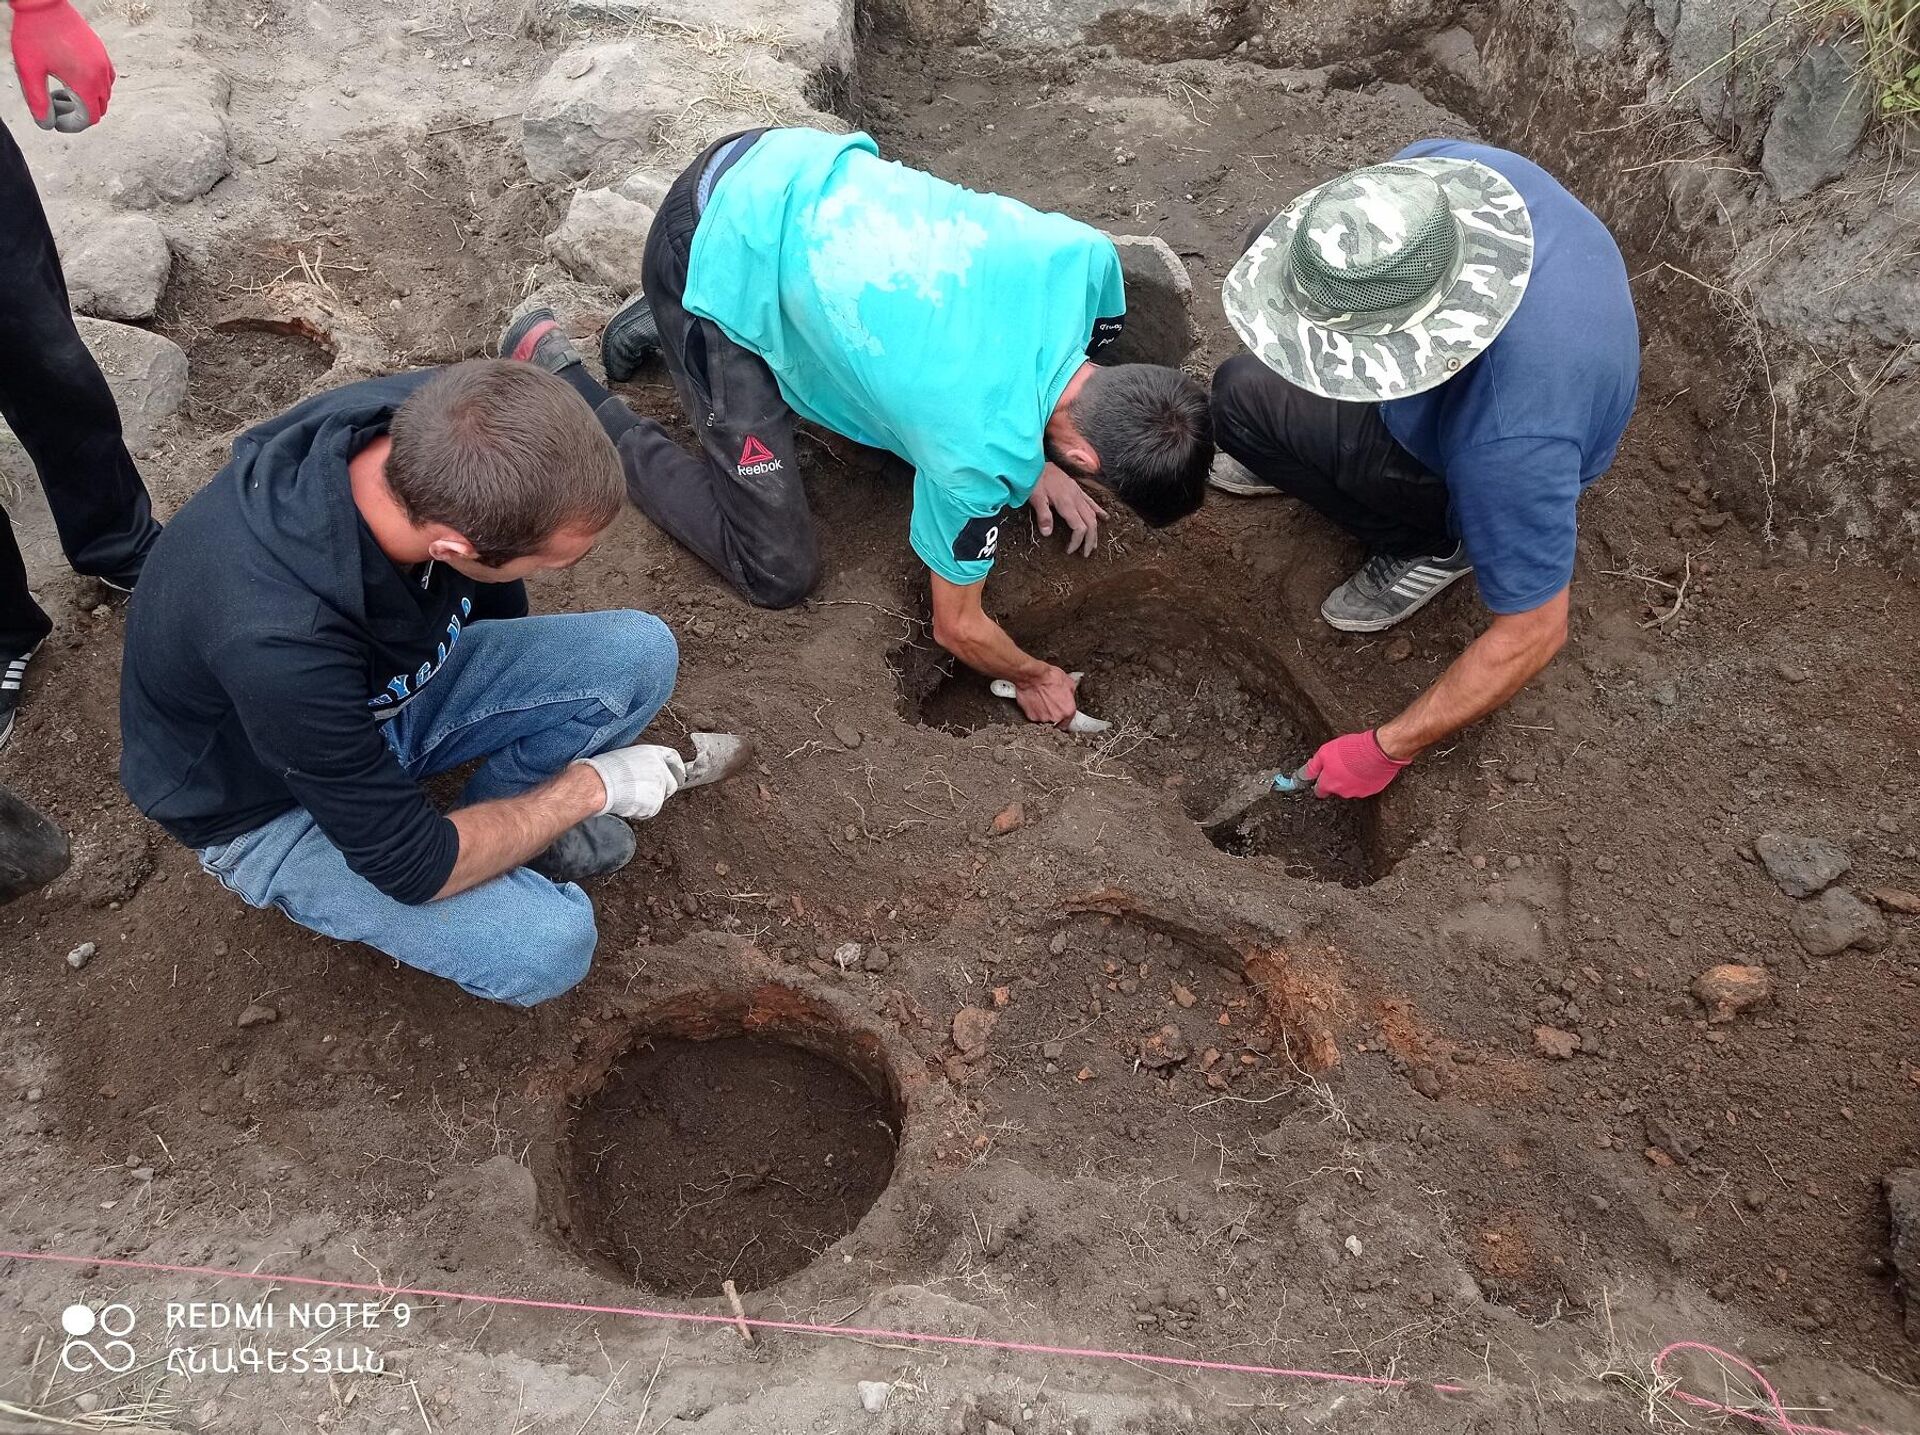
[
  {"xmin": 66, "ymin": 942, "xmax": 97, "ymax": 970},
  {"xmin": 1343, "ymin": 1234, "xmax": 1363, "ymax": 1258},
  {"xmin": 857, "ymin": 1381, "xmax": 889, "ymax": 1413}
]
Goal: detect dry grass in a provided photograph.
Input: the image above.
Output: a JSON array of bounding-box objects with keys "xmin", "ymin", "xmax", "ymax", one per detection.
[{"xmin": 1803, "ymin": 0, "xmax": 1920, "ymax": 119}]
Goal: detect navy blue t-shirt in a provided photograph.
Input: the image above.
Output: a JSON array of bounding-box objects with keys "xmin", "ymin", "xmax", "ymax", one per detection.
[{"xmin": 1380, "ymin": 140, "xmax": 1640, "ymax": 614}]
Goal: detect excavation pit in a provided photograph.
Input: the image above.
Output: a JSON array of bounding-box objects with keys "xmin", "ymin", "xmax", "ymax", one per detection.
[
  {"xmin": 545, "ymin": 988, "xmax": 904, "ymax": 1298},
  {"xmin": 901, "ymin": 570, "xmax": 1396, "ymax": 884}
]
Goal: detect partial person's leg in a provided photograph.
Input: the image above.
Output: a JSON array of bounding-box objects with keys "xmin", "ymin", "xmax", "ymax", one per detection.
[
  {"xmin": 1210, "ymin": 353, "xmax": 1452, "ymax": 557},
  {"xmin": 378, "ymin": 609, "xmax": 680, "ymax": 803},
  {"xmin": 0, "ymin": 518, "xmax": 52, "ymax": 657},
  {"xmin": 0, "ymin": 122, "xmax": 161, "ymax": 588},
  {"xmin": 200, "ymin": 808, "xmax": 597, "ymax": 1006}
]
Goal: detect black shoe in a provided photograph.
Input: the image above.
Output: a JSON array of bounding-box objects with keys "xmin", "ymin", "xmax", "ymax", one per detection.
[
  {"xmin": 0, "ymin": 643, "xmax": 39, "ymax": 752},
  {"xmin": 527, "ymin": 813, "xmax": 636, "ymax": 884},
  {"xmin": 500, "ymin": 307, "xmax": 584, "ymax": 375},
  {"xmin": 602, "ymin": 292, "xmax": 659, "ymax": 383}
]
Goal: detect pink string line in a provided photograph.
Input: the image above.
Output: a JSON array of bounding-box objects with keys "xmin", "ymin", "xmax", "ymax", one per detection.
[{"xmin": 0, "ymin": 1248, "xmax": 1868, "ymax": 1431}]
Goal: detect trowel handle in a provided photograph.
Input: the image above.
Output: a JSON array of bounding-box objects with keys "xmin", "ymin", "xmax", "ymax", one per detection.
[
  {"xmin": 1271, "ymin": 765, "xmax": 1312, "ymax": 795},
  {"xmin": 988, "ymin": 674, "xmax": 1110, "ymax": 735}
]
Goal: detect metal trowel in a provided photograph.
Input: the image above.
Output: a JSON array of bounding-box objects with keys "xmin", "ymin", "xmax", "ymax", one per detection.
[
  {"xmin": 989, "ymin": 674, "xmax": 1111, "ymax": 736},
  {"xmin": 1198, "ymin": 764, "xmax": 1314, "ymax": 837}
]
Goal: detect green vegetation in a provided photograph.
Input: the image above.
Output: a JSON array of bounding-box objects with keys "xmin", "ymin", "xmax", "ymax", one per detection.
[{"xmin": 1804, "ymin": 0, "xmax": 1920, "ymax": 120}]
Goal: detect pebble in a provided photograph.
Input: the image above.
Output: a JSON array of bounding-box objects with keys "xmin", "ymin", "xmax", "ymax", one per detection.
[
  {"xmin": 65, "ymin": 942, "xmax": 96, "ymax": 970},
  {"xmin": 1690, "ymin": 963, "xmax": 1772, "ymax": 1023},
  {"xmin": 1343, "ymin": 1234, "xmax": 1363, "ymax": 1258},
  {"xmin": 833, "ymin": 942, "xmax": 863, "ymax": 971},
  {"xmin": 1533, "ymin": 1026, "xmax": 1580, "ymax": 1060},
  {"xmin": 990, "ymin": 802, "xmax": 1025, "ymax": 836},
  {"xmin": 833, "ymin": 721, "xmax": 863, "ymax": 751},
  {"xmin": 235, "ymin": 1003, "xmax": 279, "ymax": 1029},
  {"xmin": 25, "ymin": 1086, "xmax": 43, "ymax": 1103},
  {"xmin": 1411, "ymin": 1067, "xmax": 1442, "ymax": 1099},
  {"xmin": 1041, "ymin": 1040, "xmax": 1064, "ymax": 1061},
  {"xmin": 1170, "ymin": 983, "xmax": 1197, "ymax": 1008},
  {"xmin": 1048, "ymin": 932, "xmax": 1069, "ymax": 956},
  {"xmin": 951, "ymin": 1006, "xmax": 997, "ymax": 1056},
  {"xmin": 130, "ymin": 1166, "xmax": 154, "ymax": 1182},
  {"xmin": 857, "ymin": 1381, "xmax": 889, "ymax": 1413},
  {"xmin": 1383, "ymin": 636, "xmax": 1413, "ymax": 663},
  {"xmin": 865, "ymin": 947, "xmax": 892, "ymax": 973}
]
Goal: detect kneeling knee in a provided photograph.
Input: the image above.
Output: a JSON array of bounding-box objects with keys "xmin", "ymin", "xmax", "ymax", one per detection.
[{"xmin": 501, "ymin": 902, "xmax": 597, "ymax": 1006}]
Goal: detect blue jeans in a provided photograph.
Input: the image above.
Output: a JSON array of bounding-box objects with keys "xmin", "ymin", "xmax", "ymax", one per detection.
[{"xmin": 196, "ymin": 610, "xmax": 678, "ymax": 1007}]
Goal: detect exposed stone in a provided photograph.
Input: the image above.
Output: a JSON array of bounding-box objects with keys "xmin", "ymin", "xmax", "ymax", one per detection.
[
  {"xmin": 71, "ymin": 319, "xmax": 189, "ymax": 454},
  {"xmin": 236, "ymin": 1002, "xmax": 279, "ymax": 1028},
  {"xmin": 857, "ymin": 1381, "xmax": 890, "ymax": 1414},
  {"xmin": 59, "ymin": 214, "xmax": 171, "ymax": 322},
  {"xmin": 1884, "ymin": 1167, "xmax": 1920, "ymax": 1338},
  {"xmin": 1422, "ymin": 25, "xmax": 1486, "ymax": 87},
  {"xmin": 1690, "ymin": 963, "xmax": 1772, "ymax": 1023},
  {"xmin": 1761, "ymin": 40, "xmax": 1872, "ymax": 203},
  {"xmin": 65, "ymin": 941, "xmax": 96, "ymax": 970},
  {"xmin": 1104, "ymin": 234, "xmax": 1196, "ymax": 368},
  {"xmin": 522, "ymin": 44, "xmax": 683, "ymax": 184},
  {"xmin": 1533, "ymin": 1025, "xmax": 1579, "ymax": 1060},
  {"xmin": 1871, "ymin": 888, "xmax": 1920, "ymax": 916},
  {"xmin": 1754, "ymin": 831, "xmax": 1849, "ymax": 899},
  {"xmin": 990, "ymin": 802, "xmax": 1025, "ymax": 836},
  {"xmin": 1138, "ymin": 1024, "xmax": 1190, "ymax": 1069},
  {"xmin": 613, "ymin": 169, "xmax": 673, "ymax": 210},
  {"xmin": 88, "ymin": 53, "xmax": 232, "ymax": 209},
  {"xmin": 950, "ymin": 1006, "xmax": 997, "ymax": 1056},
  {"xmin": 546, "ymin": 188, "xmax": 654, "ymax": 292},
  {"xmin": 1789, "ymin": 887, "xmax": 1889, "ymax": 957},
  {"xmin": 1567, "ymin": 0, "xmax": 1634, "ymax": 59}
]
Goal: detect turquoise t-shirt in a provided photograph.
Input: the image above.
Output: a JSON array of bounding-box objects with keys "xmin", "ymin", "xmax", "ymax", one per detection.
[{"xmin": 682, "ymin": 128, "xmax": 1126, "ymax": 586}]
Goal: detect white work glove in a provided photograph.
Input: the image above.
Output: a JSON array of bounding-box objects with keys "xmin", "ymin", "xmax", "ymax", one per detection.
[{"xmin": 576, "ymin": 744, "xmax": 687, "ymax": 820}]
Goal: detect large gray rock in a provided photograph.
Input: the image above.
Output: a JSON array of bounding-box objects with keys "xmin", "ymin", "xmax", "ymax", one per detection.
[
  {"xmin": 1789, "ymin": 886, "xmax": 1889, "ymax": 956},
  {"xmin": 1886, "ymin": 1168, "xmax": 1920, "ymax": 1338},
  {"xmin": 1754, "ymin": 830, "xmax": 1850, "ymax": 898},
  {"xmin": 613, "ymin": 169, "xmax": 672, "ymax": 211},
  {"xmin": 1762, "ymin": 40, "xmax": 1872, "ymax": 201},
  {"xmin": 59, "ymin": 214, "xmax": 172, "ymax": 322},
  {"xmin": 1105, "ymin": 234, "xmax": 1196, "ymax": 368},
  {"xmin": 547, "ymin": 188, "xmax": 654, "ymax": 293},
  {"xmin": 522, "ymin": 43, "xmax": 683, "ymax": 184},
  {"xmin": 1650, "ymin": 0, "xmax": 1789, "ymax": 141},
  {"xmin": 1423, "ymin": 26, "xmax": 1487, "ymax": 88},
  {"xmin": 94, "ymin": 56, "xmax": 232, "ymax": 209},
  {"xmin": 72, "ymin": 318, "xmax": 189, "ymax": 453},
  {"xmin": 1568, "ymin": 0, "xmax": 1635, "ymax": 59}
]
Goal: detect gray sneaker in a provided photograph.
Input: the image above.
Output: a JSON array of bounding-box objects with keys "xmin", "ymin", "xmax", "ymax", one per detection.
[
  {"xmin": 528, "ymin": 813, "xmax": 636, "ymax": 884},
  {"xmin": 1206, "ymin": 452, "xmax": 1281, "ymax": 497},
  {"xmin": 1320, "ymin": 544, "xmax": 1473, "ymax": 633}
]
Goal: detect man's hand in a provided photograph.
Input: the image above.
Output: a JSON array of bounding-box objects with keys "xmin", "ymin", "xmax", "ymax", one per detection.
[
  {"xmin": 1013, "ymin": 664, "xmax": 1079, "ymax": 726},
  {"xmin": 576, "ymin": 743, "xmax": 687, "ymax": 819},
  {"xmin": 1304, "ymin": 730, "xmax": 1410, "ymax": 800},
  {"xmin": 1027, "ymin": 462, "xmax": 1106, "ymax": 557},
  {"xmin": 9, "ymin": 0, "xmax": 114, "ymax": 130}
]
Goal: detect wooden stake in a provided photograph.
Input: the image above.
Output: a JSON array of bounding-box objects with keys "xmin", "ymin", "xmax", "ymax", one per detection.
[{"xmin": 720, "ymin": 1280, "xmax": 756, "ymax": 1346}]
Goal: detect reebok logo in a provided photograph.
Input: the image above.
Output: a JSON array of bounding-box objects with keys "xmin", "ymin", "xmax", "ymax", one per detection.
[{"xmin": 737, "ymin": 435, "xmax": 782, "ymax": 476}]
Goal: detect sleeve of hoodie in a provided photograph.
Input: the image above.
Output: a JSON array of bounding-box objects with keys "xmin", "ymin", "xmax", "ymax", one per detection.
[{"xmin": 223, "ymin": 629, "xmax": 460, "ymax": 904}]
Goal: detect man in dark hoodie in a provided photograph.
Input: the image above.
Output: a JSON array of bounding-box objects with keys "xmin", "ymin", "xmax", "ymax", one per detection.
[{"xmin": 120, "ymin": 360, "xmax": 726, "ymax": 1006}]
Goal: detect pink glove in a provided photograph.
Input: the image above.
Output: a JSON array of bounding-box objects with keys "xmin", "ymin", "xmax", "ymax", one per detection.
[
  {"xmin": 1304, "ymin": 730, "xmax": 1410, "ymax": 799},
  {"xmin": 9, "ymin": 0, "xmax": 114, "ymax": 129}
]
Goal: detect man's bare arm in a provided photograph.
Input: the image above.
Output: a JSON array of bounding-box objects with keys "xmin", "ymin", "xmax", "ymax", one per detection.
[
  {"xmin": 1376, "ymin": 589, "xmax": 1569, "ymax": 760},
  {"xmin": 929, "ymin": 574, "xmax": 1079, "ymax": 724},
  {"xmin": 435, "ymin": 764, "xmax": 606, "ymax": 900}
]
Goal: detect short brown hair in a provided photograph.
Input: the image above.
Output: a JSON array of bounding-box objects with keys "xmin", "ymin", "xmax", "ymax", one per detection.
[{"xmin": 386, "ymin": 359, "xmax": 624, "ymax": 566}]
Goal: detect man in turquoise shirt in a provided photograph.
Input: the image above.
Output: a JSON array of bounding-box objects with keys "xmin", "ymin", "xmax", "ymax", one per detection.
[{"xmin": 505, "ymin": 127, "xmax": 1213, "ymax": 727}]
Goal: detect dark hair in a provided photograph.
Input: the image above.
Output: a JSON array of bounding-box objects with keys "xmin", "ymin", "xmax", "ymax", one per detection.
[
  {"xmin": 386, "ymin": 359, "xmax": 624, "ymax": 566},
  {"xmin": 1068, "ymin": 364, "xmax": 1213, "ymax": 528}
]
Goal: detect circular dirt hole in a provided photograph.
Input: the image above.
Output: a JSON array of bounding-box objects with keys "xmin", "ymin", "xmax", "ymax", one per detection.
[
  {"xmin": 552, "ymin": 1002, "xmax": 902, "ymax": 1298},
  {"xmin": 897, "ymin": 569, "xmax": 1396, "ymax": 885}
]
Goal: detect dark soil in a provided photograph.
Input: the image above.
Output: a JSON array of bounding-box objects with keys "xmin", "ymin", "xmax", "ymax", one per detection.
[
  {"xmin": 563, "ymin": 1035, "xmax": 899, "ymax": 1296},
  {"xmin": 901, "ymin": 569, "xmax": 1378, "ymax": 884},
  {"xmin": 5, "ymin": 26, "xmax": 1920, "ymax": 1435}
]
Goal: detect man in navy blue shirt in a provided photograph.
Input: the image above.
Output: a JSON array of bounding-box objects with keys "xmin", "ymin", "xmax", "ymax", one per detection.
[{"xmin": 1210, "ymin": 140, "xmax": 1639, "ymax": 798}]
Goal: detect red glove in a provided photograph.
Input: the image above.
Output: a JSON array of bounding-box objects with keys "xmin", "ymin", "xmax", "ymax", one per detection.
[
  {"xmin": 1304, "ymin": 730, "xmax": 1410, "ymax": 799},
  {"xmin": 9, "ymin": 0, "xmax": 114, "ymax": 130}
]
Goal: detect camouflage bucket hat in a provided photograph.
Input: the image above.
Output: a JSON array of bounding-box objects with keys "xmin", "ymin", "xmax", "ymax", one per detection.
[{"xmin": 1222, "ymin": 157, "xmax": 1534, "ymax": 402}]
